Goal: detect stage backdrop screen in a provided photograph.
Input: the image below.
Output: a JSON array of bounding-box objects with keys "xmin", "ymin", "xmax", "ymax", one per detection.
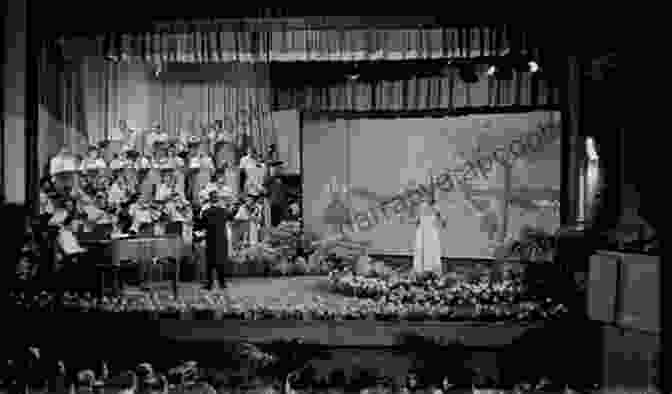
[{"xmin": 303, "ymin": 111, "xmax": 561, "ymax": 258}]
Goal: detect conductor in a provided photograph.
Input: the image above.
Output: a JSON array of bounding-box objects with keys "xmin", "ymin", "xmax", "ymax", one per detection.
[{"xmin": 199, "ymin": 192, "xmax": 236, "ymax": 290}]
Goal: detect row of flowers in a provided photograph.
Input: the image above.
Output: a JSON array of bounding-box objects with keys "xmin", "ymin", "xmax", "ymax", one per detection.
[
  {"xmin": 326, "ymin": 269, "xmax": 568, "ymax": 319},
  {"xmin": 8, "ymin": 288, "xmax": 567, "ymax": 322},
  {"xmin": 328, "ymin": 270, "xmax": 531, "ymax": 303}
]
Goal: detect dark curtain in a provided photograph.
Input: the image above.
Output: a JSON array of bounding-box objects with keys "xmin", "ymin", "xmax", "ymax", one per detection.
[
  {"xmin": 68, "ymin": 25, "xmax": 536, "ymax": 65},
  {"xmin": 272, "ymin": 63, "xmax": 559, "ymax": 112},
  {"xmin": 37, "ymin": 41, "xmax": 67, "ymax": 179}
]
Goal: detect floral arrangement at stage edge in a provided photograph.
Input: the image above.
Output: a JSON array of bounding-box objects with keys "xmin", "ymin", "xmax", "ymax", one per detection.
[{"xmin": 498, "ymin": 225, "xmax": 557, "ymax": 262}]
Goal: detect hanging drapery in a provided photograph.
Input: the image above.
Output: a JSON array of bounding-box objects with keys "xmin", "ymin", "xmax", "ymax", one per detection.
[
  {"xmin": 156, "ymin": 64, "xmax": 273, "ymax": 154},
  {"xmin": 74, "ymin": 25, "xmax": 537, "ymax": 64},
  {"xmin": 273, "ymin": 64, "xmax": 560, "ymax": 112},
  {"xmin": 37, "ymin": 42, "xmax": 67, "ymax": 177},
  {"xmin": 51, "ymin": 57, "xmax": 274, "ymax": 155}
]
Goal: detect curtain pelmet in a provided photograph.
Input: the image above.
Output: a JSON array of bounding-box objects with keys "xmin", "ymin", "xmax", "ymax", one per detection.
[
  {"xmin": 273, "ymin": 67, "xmax": 559, "ymax": 112},
  {"xmin": 76, "ymin": 25, "xmax": 528, "ymax": 64}
]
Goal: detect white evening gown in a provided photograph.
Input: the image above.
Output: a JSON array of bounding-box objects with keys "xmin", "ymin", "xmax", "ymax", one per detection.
[{"xmin": 413, "ymin": 202, "xmax": 442, "ymax": 274}]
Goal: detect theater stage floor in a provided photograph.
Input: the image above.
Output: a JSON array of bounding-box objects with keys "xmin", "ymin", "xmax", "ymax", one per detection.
[{"xmin": 117, "ymin": 276, "xmax": 546, "ymax": 348}]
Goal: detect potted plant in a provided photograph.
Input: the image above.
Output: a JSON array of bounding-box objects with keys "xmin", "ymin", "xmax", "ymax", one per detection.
[{"xmin": 506, "ymin": 225, "xmax": 556, "ymax": 262}]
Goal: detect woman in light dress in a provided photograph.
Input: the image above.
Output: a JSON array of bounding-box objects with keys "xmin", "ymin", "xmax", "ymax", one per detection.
[{"xmin": 412, "ymin": 180, "xmax": 446, "ymax": 274}]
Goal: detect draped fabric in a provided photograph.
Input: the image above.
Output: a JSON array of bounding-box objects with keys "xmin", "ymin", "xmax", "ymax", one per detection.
[
  {"xmin": 38, "ymin": 42, "xmax": 69, "ymax": 177},
  {"xmin": 274, "ymin": 64, "xmax": 560, "ymax": 112},
  {"xmin": 66, "ymin": 25, "xmax": 537, "ymax": 64},
  {"xmin": 50, "ymin": 57, "xmax": 274, "ymax": 156}
]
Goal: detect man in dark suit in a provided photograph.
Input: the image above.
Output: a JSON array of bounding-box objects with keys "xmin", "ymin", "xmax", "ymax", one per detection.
[
  {"xmin": 200, "ymin": 193, "xmax": 236, "ymax": 290},
  {"xmin": 264, "ymin": 162, "xmax": 288, "ymax": 227}
]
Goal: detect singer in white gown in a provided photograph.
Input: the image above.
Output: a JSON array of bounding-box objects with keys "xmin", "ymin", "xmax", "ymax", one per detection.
[{"xmin": 412, "ymin": 197, "xmax": 444, "ymax": 274}]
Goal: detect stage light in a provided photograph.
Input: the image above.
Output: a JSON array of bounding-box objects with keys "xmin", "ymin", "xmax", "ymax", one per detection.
[
  {"xmin": 457, "ymin": 63, "xmax": 479, "ymax": 84},
  {"xmin": 153, "ymin": 64, "xmax": 163, "ymax": 78},
  {"xmin": 487, "ymin": 64, "xmax": 513, "ymax": 81},
  {"xmin": 529, "ymin": 61, "xmax": 540, "ymax": 73}
]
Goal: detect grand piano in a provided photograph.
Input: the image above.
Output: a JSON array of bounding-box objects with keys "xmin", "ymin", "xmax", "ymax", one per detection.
[{"xmin": 79, "ymin": 232, "xmax": 185, "ymax": 297}]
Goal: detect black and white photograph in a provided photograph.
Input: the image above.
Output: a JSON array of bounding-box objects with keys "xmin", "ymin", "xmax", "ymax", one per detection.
[{"xmin": 2, "ymin": 7, "xmax": 658, "ymax": 393}]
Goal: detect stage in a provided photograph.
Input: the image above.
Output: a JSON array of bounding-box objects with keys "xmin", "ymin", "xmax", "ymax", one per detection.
[
  {"xmin": 6, "ymin": 275, "xmax": 589, "ymax": 386},
  {"xmin": 111, "ymin": 276, "xmax": 545, "ymax": 347}
]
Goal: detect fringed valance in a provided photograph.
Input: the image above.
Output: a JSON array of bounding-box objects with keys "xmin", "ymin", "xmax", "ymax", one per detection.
[
  {"xmin": 274, "ymin": 64, "xmax": 560, "ymax": 112},
  {"xmin": 63, "ymin": 24, "xmax": 542, "ymax": 64}
]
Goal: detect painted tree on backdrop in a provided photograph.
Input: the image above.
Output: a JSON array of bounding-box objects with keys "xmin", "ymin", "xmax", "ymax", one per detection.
[{"xmin": 451, "ymin": 129, "xmax": 560, "ymax": 255}]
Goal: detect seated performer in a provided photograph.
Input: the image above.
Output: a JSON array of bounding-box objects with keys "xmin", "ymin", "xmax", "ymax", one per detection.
[
  {"xmin": 121, "ymin": 150, "xmax": 140, "ymax": 192},
  {"xmin": 79, "ymin": 145, "xmax": 107, "ymax": 172},
  {"xmin": 191, "ymin": 148, "xmax": 215, "ymax": 206},
  {"xmin": 220, "ymin": 160, "xmax": 240, "ymax": 196},
  {"xmin": 138, "ymin": 154, "xmax": 158, "ymax": 201},
  {"xmin": 135, "ymin": 154, "xmax": 153, "ymax": 171},
  {"xmin": 144, "ymin": 122, "xmax": 168, "ymax": 157},
  {"xmin": 48, "ymin": 204, "xmax": 93, "ymax": 296},
  {"xmin": 107, "ymin": 119, "xmax": 131, "ymax": 162},
  {"xmin": 109, "ymin": 153, "xmax": 124, "ymax": 172},
  {"xmin": 128, "ymin": 194, "xmax": 158, "ymax": 234},
  {"xmin": 239, "ymin": 146, "xmax": 258, "ymax": 173},
  {"xmin": 247, "ymin": 194, "xmax": 264, "ymax": 245},
  {"xmin": 167, "ymin": 142, "xmax": 186, "ymax": 197},
  {"xmin": 122, "ymin": 122, "xmax": 143, "ymax": 155},
  {"xmin": 107, "ymin": 175, "xmax": 128, "ymax": 208},
  {"xmin": 212, "ymin": 118, "xmax": 237, "ymax": 168},
  {"xmin": 198, "ymin": 168, "xmax": 235, "ymax": 207},
  {"xmin": 155, "ymin": 169, "xmax": 175, "ymax": 202}
]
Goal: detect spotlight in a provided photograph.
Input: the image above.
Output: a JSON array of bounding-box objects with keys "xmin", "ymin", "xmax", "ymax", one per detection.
[
  {"xmin": 487, "ymin": 64, "xmax": 513, "ymax": 81},
  {"xmin": 511, "ymin": 56, "xmax": 541, "ymax": 73},
  {"xmin": 457, "ymin": 63, "xmax": 479, "ymax": 84}
]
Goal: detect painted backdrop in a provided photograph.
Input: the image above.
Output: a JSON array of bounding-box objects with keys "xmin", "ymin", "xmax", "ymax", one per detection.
[{"xmin": 303, "ymin": 111, "xmax": 561, "ymax": 257}]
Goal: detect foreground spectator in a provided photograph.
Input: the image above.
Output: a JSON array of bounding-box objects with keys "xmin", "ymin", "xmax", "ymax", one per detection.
[
  {"xmin": 75, "ymin": 369, "xmax": 96, "ymax": 394},
  {"xmin": 107, "ymin": 371, "xmax": 137, "ymax": 394}
]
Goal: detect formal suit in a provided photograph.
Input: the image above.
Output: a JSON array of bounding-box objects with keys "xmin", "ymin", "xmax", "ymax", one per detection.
[
  {"xmin": 201, "ymin": 205, "xmax": 235, "ymax": 288},
  {"xmin": 265, "ymin": 176, "xmax": 288, "ymax": 226}
]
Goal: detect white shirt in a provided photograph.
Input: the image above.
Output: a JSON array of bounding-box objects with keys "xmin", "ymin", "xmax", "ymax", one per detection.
[
  {"xmin": 189, "ymin": 156, "xmax": 201, "ymax": 169},
  {"xmin": 216, "ymin": 129, "xmax": 235, "ymax": 144},
  {"xmin": 58, "ymin": 228, "xmax": 85, "ymax": 255},
  {"xmin": 108, "ymin": 182, "xmax": 126, "ymax": 205},
  {"xmin": 135, "ymin": 157, "xmax": 153, "ymax": 170},
  {"xmin": 108, "ymin": 127, "xmax": 126, "ymax": 142},
  {"xmin": 199, "ymin": 155, "xmax": 214, "ymax": 169},
  {"xmin": 155, "ymin": 183, "xmax": 173, "ymax": 201},
  {"xmin": 40, "ymin": 192, "xmax": 54, "ymax": 215},
  {"xmin": 50, "ymin": 154, "xmax": 79, "ymax": 175},
  {"xmin": 239, "ymin": 155, "xmax": 258, "ymax": 171},
  {"xmin": 80, "ymin": 158, "xmax": 107, "ymax": 171},
  {"xmin": 122, "ymin": 129, "xmax": 141, "ymax": 151},
  {"xmin": 129, "ymin": 203, "xmax": 153, "ymax": 224},
  {"xmin": 109, "ymin": 158, "xmax": 123, "ymax": 170}
]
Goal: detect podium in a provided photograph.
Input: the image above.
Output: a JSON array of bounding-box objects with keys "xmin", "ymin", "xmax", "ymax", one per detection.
[
  {"xmin": 587, "ymin": 250, "xmax": 660, "ymax": 389},
  {"xmin": 588, "ymin": 250, "xmax": 660, "ymax": 332}
]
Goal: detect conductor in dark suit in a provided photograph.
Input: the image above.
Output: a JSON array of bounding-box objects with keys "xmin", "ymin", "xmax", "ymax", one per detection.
[
  {"xmin": 264, "ymin": 161, "xmax": 288, "ymax": 227},
  {"xmin": 200, "ymin": 192, "xmax": 236, "ymax": 290}
]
